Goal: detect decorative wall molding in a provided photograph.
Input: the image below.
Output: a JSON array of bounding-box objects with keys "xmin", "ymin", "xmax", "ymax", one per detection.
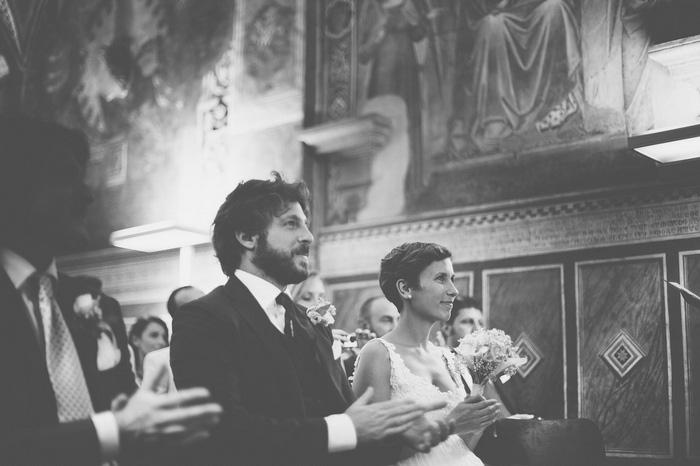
[
  {"xmin": 319, "ymin": 186, "xmax": 700, "ymax": 278},
  {"xmin": 58, "ymin": 244, "xmax": 225, "ymax": 308},
  {"xmin": 650, "ymin": 34, "xmax": 700, "ymax": 90},
  {"xmin": 678, "ymin": 250, "xmax": 700, "ymax": 460}
]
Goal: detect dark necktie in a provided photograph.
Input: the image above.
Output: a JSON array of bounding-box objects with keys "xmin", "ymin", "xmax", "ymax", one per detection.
[{"xmin": 276, "ymin": 293, "xmax": 297, "ymax": 338}]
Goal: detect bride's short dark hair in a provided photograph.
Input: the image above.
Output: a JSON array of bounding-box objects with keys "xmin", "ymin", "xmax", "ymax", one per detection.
[{"xmin": 379, "ymin": 242, "xmax": 452, "ymax": 312}]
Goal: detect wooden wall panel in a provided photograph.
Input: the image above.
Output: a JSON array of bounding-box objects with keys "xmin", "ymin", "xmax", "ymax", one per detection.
[
  {"xmin": 484, "ymin": 265, "xmax": 565, "ymax": 419},
  {"xmin": 577, "ymin": 256, "xmax": 672, "ymax": 457},
  {"xmin": 680, "ymin": 252, "xmax": 700, "ymax": 459}
]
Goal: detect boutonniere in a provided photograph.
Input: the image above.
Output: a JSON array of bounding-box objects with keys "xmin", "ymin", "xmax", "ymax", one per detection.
[
  {"xmin": 73, "ymin": 293, "xmax": 103, "ymax": 334},
  {"xmin": 306, "ymin": 298, "xmax": 337, "ymax": 327},
  {"xmin": 73, "ymin": 292, "xmax": 122, "ymax": 370}
]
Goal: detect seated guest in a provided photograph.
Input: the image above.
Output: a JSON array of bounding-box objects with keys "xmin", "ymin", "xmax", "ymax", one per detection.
[
  {"xmin": 443, "ymin": 297, "xmax": 518, "ymax": 414},
  {"xmin": 343, "ymin": 295, "xmax": 400, "ymax": 378},
  {"xmin": 443, "ymin": 296, "xmax": 529, "ymax": 465},
  {"xmin": 142, "ymin": 286, "xmax": 205, "ymax": 393},
  {"xmin": 442, "ymin": 296, "xmax": 484, "ymax": 349},
  {"xmin": 129, "ymin": 316, "xmax": 168, "ymax": 386},
  {"xmin": 289, "ymin": 270, "xmax": 327, "ymax": 308},
  {"xmin": 0, "ymin": 114, "xmax": 222, "ymax": 465},
  {"xmin": 289, "ymin": 271, "xmax": 349, "ymax": 360}
]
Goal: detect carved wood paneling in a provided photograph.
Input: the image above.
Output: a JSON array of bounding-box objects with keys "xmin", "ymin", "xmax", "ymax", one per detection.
[
  {"xmin": 576, "ymin": 255, "xmax": 672, "ymax": 457},
  {"xmin": 483, "ymin": 265, "xmax": 565, "ymax": 419},
  {"xmin": 680, "ymin": 251, "xmax": 700, "ymax": 459}
]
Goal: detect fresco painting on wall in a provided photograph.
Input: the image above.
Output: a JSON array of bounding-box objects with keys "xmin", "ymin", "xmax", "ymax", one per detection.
[
  {"xmin": 0, "ymin": 0, "xmax": 236, "ymax": 246},
  {"xmin": 317, "ymin": 0, "xmax": 699, "ymax": 226},
  {"xmin": 352, "ymin": 0, "xmax": 586, "ymax": 211},
  {"xmin": 194, "ymin": 0, "xmax": 306, "ymax": 230}
]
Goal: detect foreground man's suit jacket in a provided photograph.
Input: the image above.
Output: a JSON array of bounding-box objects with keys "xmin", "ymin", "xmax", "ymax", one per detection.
[{"xmin": 0, "ymin": 271, "xmax": 136, "ymax": 465}]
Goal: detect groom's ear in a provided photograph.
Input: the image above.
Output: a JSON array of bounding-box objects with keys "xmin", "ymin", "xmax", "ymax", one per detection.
[{"xmin": 235, "ymin": 230, "xmax": 258, "ymax": 251}]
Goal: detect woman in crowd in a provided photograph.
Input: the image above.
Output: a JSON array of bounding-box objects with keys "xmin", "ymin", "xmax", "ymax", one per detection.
[
  {"xmin": 352, "ymin": 242, "xmax": 500, "ymax": 466},
  {"xmin": 289, "ymin": 270, "xmax": 327, "ymax": 307},
  {"xmin": 128, "ymin": 316, "xmax": 169, "ymax": 386}
]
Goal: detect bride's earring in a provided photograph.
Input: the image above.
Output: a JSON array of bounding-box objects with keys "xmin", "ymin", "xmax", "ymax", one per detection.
[{"xmin": 407, "ymin": 294, "xmax": 412, "ymax": 299}]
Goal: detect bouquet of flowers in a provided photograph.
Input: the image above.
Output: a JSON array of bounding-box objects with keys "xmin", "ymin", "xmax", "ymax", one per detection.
[
  {"xmin": 306, "ymin": 298, "xmax": 337, "ymax": 327},
  {"xmin": 454, "ymin": 328, "xmax": 527, "ymax": 396}
]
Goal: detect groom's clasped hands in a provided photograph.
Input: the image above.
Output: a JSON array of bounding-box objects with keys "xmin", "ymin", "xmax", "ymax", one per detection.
[{"xmin": 345, "ymin": 387, "xmax": 454, "ymax": 453}]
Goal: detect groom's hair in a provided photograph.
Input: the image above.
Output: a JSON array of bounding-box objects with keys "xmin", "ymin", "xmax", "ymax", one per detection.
[
  {"xmin": 379, "ymin": 242, "xmax": 452, "ymax": 312},
  {"xmin": 212, "ymin": 171, "xmax": 311, "ymax": 276}
]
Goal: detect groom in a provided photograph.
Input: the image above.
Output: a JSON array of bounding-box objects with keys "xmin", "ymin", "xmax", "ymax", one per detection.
[{"xmin": 171, "ymin": 173, "xmax": 450, "ymax": 465}]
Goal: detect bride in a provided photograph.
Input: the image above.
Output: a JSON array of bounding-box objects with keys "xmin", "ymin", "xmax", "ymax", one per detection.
[{"xmin": 353, "ymin": 242, "xmax": 500, "ymax": 466}]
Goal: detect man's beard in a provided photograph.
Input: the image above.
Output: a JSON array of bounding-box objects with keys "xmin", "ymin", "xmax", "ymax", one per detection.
[{"xmin": 252, "ymin": 234, "xmax": 309, "ymax": 286}]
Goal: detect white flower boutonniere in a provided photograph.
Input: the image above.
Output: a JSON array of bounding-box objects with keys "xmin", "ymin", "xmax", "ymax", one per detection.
[
  {"xmin": 73, "ymin": 292, "xmax": 122, "ymax": 370},
  {"xmin": 306, "ymin": 298, "xmax": 337, "ymax": 327},
  {"xmin": 73, "ymin": 293, "xmax": 103, "ymax": 325}
]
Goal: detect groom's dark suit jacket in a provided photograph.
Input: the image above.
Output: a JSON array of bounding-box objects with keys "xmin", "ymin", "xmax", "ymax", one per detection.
[
  {"xmin": 0, "ymin": 270, "xmax": 136, "ymax": 466},
  {"xmin": 171, "ymin": 275, "xmax": 400, "ymax": 466}
]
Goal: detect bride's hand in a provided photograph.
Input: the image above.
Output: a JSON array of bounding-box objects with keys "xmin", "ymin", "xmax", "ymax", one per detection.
[{"xmin": 445, "ymin": 396, "xmax": 500, "ymax": 435}]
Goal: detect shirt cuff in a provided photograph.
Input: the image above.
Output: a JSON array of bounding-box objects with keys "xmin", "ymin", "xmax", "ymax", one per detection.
[
  {"xmin": 325, "ymin": 413, "xmax": 357, "ymax": 453},
  {"xmin": 92, "ymin": 411, "xmax": 120, "ymax": 461}
]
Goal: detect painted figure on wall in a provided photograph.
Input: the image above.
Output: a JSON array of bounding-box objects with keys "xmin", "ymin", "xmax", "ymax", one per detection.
[
  {"xmin": 450, "ymin": 0, "xmax": 582, "ymax": 156},
  {"xmin": 352, "ymin": 0, "xmax": 584, "ymax": 221},
  {"xmin": 243, "ymin": 1, "xmax": 297, "ymax": 94},
  {"xmin": 357, "ymin": 0, "xmax": 450, "ymax": 201}
]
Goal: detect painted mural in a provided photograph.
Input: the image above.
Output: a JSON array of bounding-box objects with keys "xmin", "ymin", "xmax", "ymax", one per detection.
[
  {"xmin": 0, "ymin": 0, "xmax": 306, "ymax": 247},
  {"xmin": 317, "ymin": 0, "xmax": 700, "ymax": 226}
]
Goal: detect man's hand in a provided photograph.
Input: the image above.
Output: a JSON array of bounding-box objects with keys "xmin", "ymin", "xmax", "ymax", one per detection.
[
  {"xmin": 113, "ymin": 368, "xmax": 222, "ymax": 448},
  {"xmin": 447, "ymin": 396, "xmax": 500, "ymax": 435},
  {"xmin": 345, "ymin": 388, "xmax": 447, "ymax": 445},
  {"xmin": 399, "ymin": 415, "xmax": 454, "ymax": 453}
]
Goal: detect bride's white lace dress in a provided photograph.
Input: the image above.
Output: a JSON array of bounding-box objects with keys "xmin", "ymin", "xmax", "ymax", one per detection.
[{"xmin": 366, "ymin": 339, "xmax": 484, "ymax": 466}]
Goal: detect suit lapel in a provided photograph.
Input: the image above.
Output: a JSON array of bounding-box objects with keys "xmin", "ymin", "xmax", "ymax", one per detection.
[
  {"xmin": 0, "ymin": 269, "xmax": 46, "ymax": 363},
  {"xmin": 0, "ymin": 268, "xmax": 56, "ymax": 416},
  {"xmin": 223, "ymin": 276, "xmax": 307, "ymax": 415},
  {"xmin": 293, "ymin": 304, "xmax": 354, "ymax": 408}
]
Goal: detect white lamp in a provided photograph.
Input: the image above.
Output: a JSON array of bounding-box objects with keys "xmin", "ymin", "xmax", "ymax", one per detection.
[
  {"xmin": 109, "ymin": 221, "xmax": 210, "ymax": 253},
  {"xmin": 629, "ymin": 123, "xmax": 700, "ymax": 163}
]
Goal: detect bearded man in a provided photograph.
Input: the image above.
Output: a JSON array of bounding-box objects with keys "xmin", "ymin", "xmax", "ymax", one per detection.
[{"xmin": 170, "ymin": 172, "xmax": 451, "ymax": 465}]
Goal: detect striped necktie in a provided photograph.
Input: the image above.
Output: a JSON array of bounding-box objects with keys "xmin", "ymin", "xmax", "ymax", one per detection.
[{"xmin": 36, "ymin": 274, "xmax": 94, "ymax": 422}]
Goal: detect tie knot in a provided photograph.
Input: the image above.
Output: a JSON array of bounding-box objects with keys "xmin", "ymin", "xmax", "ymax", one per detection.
[
  {"xmin": 276, "ymin": 292, "xmax": 294, "ymax": 309},
  {"xmin": 38, "ymin": 274, "xmax": 55, "ymax": 293}
]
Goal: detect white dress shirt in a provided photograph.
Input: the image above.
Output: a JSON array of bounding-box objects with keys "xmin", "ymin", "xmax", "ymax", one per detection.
[
  {"xmin": 0, "ymin": 247, "xmax": 120, "ymax": 462},
  {"xmin": 234, "ymin": 269, "xmax": 357, "ymax": 453}
]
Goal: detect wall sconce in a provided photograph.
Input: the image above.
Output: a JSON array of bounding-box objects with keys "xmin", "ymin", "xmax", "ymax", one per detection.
[
  {"xmin": 109, "ymin": 221, "xmax": 210, "ymax": 253},
  {"xmin": 629, "ymin": 123, "xmax": 700, "ymax": 163}
]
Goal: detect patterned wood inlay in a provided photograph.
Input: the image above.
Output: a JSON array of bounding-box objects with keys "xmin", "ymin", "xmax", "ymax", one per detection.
[
  {"xmin": 578, "ymin": 257, "xmax": 671, "ymax": 456},
  {"xmin": 485, "ymin": 266, "xmax": 564, "ymax": 419},
  {"xmin": 682, "ymin": 254, "xmax": 700, "ymax": 458}
]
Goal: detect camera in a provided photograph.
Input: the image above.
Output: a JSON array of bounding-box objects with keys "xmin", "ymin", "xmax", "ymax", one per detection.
[{"xmin": 342, "ymin": 333, "xmax": 358, "ymax": 348}]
